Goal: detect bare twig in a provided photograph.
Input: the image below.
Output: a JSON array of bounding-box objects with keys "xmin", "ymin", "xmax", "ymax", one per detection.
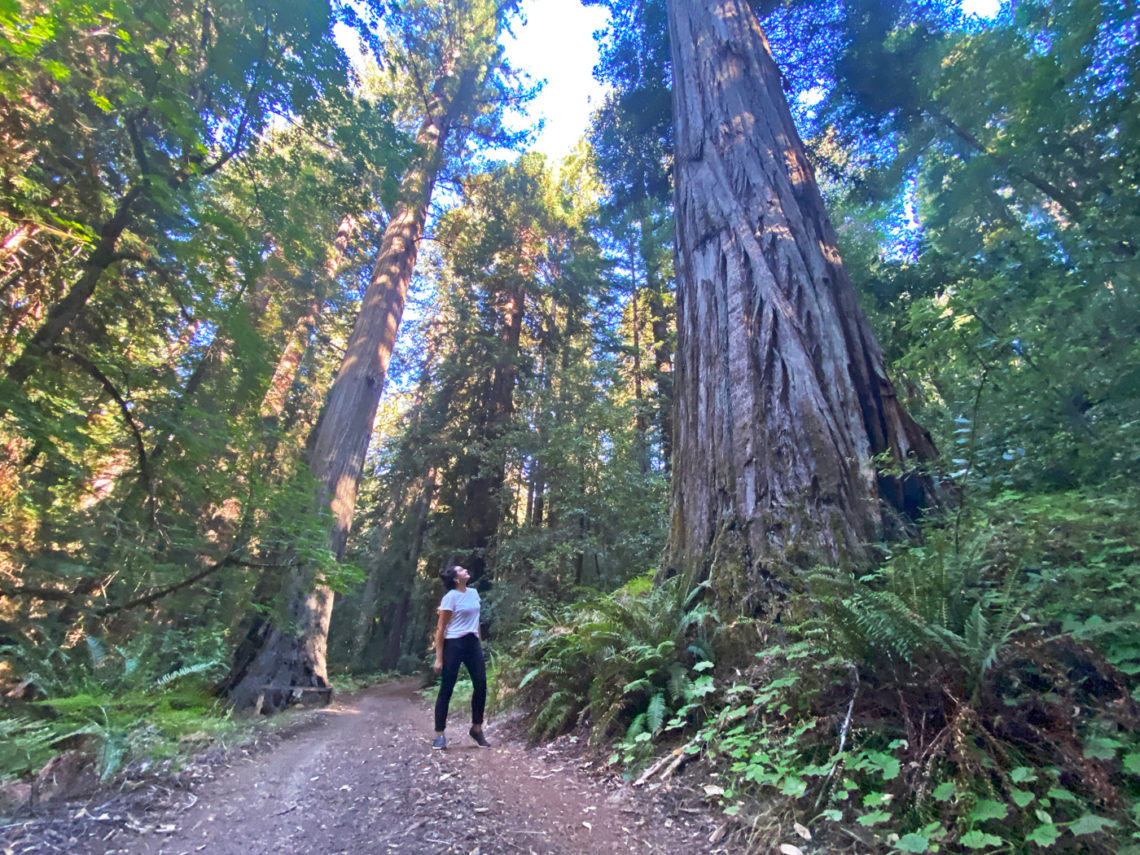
[
  {"xmin": 634, "ymin": 737, "xmax": 698, "ymax": 786},
  {"xmin": 659, "ymin": 746, "xmax": 692, "ymax": 782},
  {"xmin": 817, "ymin": 667, "xmax": 859, "ymax": 809}
]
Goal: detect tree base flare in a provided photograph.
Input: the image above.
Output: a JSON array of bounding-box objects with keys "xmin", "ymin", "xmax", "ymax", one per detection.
[{"xmin": 221, "ymin": 618, "xmax": 333, "ymax": 714}]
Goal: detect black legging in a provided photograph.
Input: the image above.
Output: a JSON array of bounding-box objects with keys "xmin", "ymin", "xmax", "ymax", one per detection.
[{"xmin": 434, "ymin": 632, "xmax": 486, "ymax": 732}]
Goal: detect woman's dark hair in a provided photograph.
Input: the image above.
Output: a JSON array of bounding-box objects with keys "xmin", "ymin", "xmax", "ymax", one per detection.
[{"xmin": 439, "ymin": 565, "xmax": 460, "ymax": 591}]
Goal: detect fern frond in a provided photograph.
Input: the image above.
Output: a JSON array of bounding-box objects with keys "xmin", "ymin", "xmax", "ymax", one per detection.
[
  {"xmin": 646, "ymin": 691, "xmax": 666, "ymax": 733},
  {"xmin": 154, "ymin": 660, "xmax": 221, "ymax": 689}
]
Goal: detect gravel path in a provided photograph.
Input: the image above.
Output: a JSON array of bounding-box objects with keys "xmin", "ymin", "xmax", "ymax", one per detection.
[{"xmin": 4, "ymin": 680, "xmax": 726, "ymax": 854}]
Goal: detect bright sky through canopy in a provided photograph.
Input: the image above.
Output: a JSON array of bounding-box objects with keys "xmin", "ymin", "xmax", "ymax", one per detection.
[
  {"xmin": 961, "ymin": 0, "xmax": 1002, "ymax": 17},
  {"xmin": 501, "ymin": 0, "xmax": 611, "ymax": 159}
]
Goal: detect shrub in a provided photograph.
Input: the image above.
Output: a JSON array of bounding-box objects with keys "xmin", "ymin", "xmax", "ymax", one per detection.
[{"xmin": 510, "ymin": 574, "xmax": 717, "ymax": 753}]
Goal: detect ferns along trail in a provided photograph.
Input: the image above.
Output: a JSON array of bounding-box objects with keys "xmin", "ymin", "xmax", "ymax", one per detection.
[{"xmin": 2, "ymin": 0, "xmax": 1138, "ymax": 853}]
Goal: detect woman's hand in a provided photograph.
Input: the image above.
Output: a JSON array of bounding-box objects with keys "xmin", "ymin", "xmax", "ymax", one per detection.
[{"xmin": 433, "ymin": 657, "xmax": 443, "ymax": 674}]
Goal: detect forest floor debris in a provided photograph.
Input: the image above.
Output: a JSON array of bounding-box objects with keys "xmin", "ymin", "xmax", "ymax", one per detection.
[{"xmin": 1, "ymin": 680, "xmax": 724, "ymax": 854}]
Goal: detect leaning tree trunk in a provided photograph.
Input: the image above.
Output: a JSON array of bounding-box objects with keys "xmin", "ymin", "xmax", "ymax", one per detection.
[
  {"xmin": 1, "ymin": 185, "xmax": 143, "ymax": 393},
  {"xmin": 664, "ymin": 0, "xmax": 940, "ymax": 615},
  {"xmin": 222, "ymin": 70, "xmax": 475, "ymax": 712},
  {"xmin": 260, "ymin": 216, "xmax": 357, "ymax": 421}
]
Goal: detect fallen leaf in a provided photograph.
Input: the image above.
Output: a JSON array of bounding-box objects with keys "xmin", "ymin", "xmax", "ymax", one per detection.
[
  {"xmin": 779, "ymin": 845, "xmax": 804, "ymax": 855},
  {"xmin": 582, "ymin": 822, "xmax": 592, "ymax": 831},
  {"xmin": 794, "ymin": 821, "xmax": 812, "ymax": 841}
]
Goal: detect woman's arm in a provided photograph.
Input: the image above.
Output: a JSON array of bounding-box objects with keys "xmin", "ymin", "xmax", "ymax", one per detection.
[{"xmin": 433, "ymin": 610, "xmax": 451, "ymax": 673}]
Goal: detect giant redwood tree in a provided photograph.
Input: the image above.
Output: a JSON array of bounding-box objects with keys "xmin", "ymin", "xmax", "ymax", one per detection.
[
  {"xmin": 664, "ymin": 0, "xmax": 940, "ymax": 613},
  {"xmin": 222, "ymin": 0, "xmax": 523, "ymax": 711}
]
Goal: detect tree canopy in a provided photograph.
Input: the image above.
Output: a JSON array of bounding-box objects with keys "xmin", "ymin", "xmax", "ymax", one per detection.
[{"xmin": 2, "ymin": 0, "xmax": 1138, "ymax": 850}]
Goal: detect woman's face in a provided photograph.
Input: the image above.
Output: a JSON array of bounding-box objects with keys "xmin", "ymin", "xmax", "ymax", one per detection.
[{"xmin": 454, "ymin": 566, "xmax": 470, "ymax": 585}]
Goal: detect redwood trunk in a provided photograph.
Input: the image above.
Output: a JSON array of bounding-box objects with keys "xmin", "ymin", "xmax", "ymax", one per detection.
[
  {"xmin": 381, "ymin": 467, "xmax": 437, "ymax": 670},
  {"xmin": 629, "ymin": 260, "xmax": 650, "ymax": 474},
  {"xmin": 462, "ymin": 282, "xmax": 524, "ymax": 584},
  {"xmin": 664, "ymin": 0, "xmax": 939, "ymax": 613},
  {"xmin": 223, "ymin": 71, "xmax": 473, "ymax": 711},
  {"xmin": 647, "ymin": 286, "xmax": 674, "ymax": 470}
]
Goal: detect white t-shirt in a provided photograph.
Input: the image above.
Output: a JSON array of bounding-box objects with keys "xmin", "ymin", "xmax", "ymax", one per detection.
[{"xmin": 439, "ymin": 588, "xmax": 480, "ymax": 639}]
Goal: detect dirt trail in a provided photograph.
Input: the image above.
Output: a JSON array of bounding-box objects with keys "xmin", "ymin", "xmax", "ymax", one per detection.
[{"xmin": 8, "ymin": 681, "xmax": 725, "ymax": 854}]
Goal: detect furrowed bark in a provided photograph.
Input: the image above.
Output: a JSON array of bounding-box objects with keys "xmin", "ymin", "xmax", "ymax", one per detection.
[{"xmin": 664, "ymin": 0, "xmax": 940, "ymax": 614}]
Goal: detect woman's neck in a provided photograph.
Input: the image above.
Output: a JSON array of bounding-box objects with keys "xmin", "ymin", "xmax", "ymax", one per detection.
[{"xmin": 455, "ymin": 582, "xmax": 467, "ymax": 593}]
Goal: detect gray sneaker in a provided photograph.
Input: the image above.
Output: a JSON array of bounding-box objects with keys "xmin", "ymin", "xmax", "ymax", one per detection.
[{"xmin": 432, "ymin": 735, "xmax": 446, "ymax": 750}]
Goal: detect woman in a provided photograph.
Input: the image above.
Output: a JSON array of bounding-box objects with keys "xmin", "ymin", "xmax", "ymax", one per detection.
[{"xmin": 432, "ymin": 564, "xmax": 490, "ymax": 750}]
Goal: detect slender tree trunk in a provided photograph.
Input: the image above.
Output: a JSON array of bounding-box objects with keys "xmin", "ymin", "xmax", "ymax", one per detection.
[
  {"xmin": 222, "ymin": 70, "xmax": 475, "ymax": 711},
  {"xmin": 629, "ymin": 240, "xmax": 651, "ymax": 474},
  {"xmin": 462, "ymin": 281, "xmax": 524, "ymax": 584},
  {"xmin": 261, "ymin": 216, "xmax": 357, "ymax": 420},
  {"xmin": 381, "ymin": 466, "xmax": 437, "ymax": 670},
  {"xmin": 2, "ymin": 185, "xmax": 143, "ymax": 391},
  {"xmin": 349, "ymin": 491, "xmax": 400, "ymax": 670},
  {"xmin": 529, "ymin": 306, "xmax": 557, "ymax": 527},
  {"xmin": 647, "ymin": 286, "xmax": 674, "ymax": 470},
  {"xmin": 259, "ymin": 298, "xmax": 319, "ymax": 418},
  {"xmin": 664, "ymin": 0, "xmax": 940, "ymax": 614}
]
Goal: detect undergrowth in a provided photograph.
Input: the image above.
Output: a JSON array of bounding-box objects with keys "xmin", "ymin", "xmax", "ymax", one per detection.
[
  {"xmin": 504, "ymin": 488, "xmax": 1140, "ymax": 853},
  {"xmin": 508, "ymin": 573, "xmax": 718, "ymax": 758},
  {"xmin": 0, "ymin": 629, "xmax": 246, "ymax": 787}
]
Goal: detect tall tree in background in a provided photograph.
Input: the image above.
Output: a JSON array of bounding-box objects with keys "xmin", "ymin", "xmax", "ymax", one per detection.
[
  {"xmin": 664, "ymin": 0, "xmax": 940, "ymax": 613},
  {"xmin": 0, "ymin": 0, "xmax": 398, "ymax": 664},
  {"xmin": 223, "ymin": 0, "xmax": 525, "ymax": 710},
  {"xmin": 333, "ymin": 149, "xmax": 671, "ymax": 669},
  {"xmin": 588, "ymin": 0, "xmax": 677, "ymax": 471}
]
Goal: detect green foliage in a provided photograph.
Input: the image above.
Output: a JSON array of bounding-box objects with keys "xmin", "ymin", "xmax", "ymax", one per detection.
[
  {"xmin": 811, "ymin": 0, "xmax": 1140, "ymax": 497},
  {"xmin": 679, "ymin": 495, "xmax": 1140, "ymax": 852},
  {"xmin": 0, "ymin": 716, "xmax": 60, "ymax": 781},
  {"xmin": 500, "ymin": 485, "xmax": 1140, "ymax": 851},
  {"xmin": 804, "ymin": 530, "xmax": 1044, "ymax": 702},
  {"xmin": 0, "ymin": 0, "xmax": 412, "ymax": 706},
  {"xmin": 508, "ymin": 575, "xmax": 716, "ymax": 752},
  {"xmin": 0, "ymin": 626, "xmax": 241, "ymax": 781}
]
